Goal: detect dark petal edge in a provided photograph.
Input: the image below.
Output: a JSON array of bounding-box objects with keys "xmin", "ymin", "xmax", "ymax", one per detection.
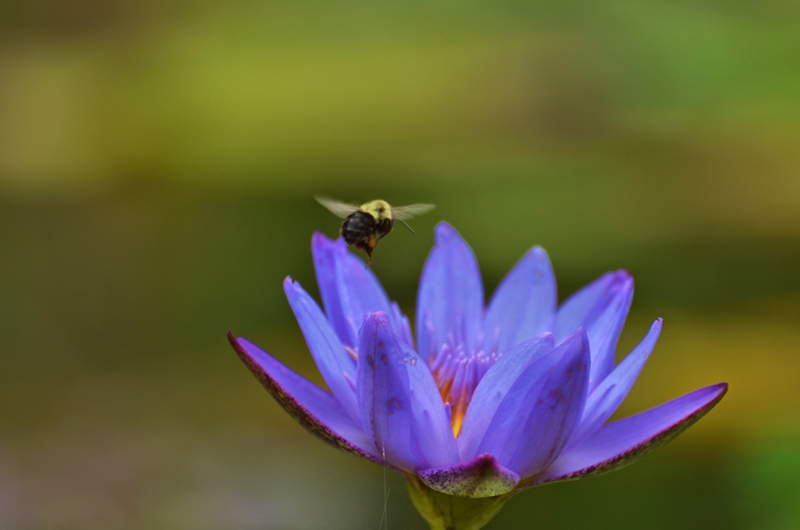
[
  {"xmin": 525, "ymin": 382, "xmax": 728, "ymax": 487},
  {"xmin": 418, "ymin": 454, "xmax": 521, "ymax": 498},
  {"xmin": 228, "ymin": 331, "xmax": 382, "ymax": 465}
]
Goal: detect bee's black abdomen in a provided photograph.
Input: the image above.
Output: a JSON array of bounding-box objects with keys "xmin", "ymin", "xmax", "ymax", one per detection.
[
  {"xmin": 374, "ymin": 218, "xmax": 393, "ymax": 239},
  {"xmin": 341, "ymin": 211, "xmax": 375, "ymax": 247}
]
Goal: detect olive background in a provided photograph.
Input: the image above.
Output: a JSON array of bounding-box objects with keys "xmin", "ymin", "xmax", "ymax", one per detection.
[{"xmin": 1, "ymin": 1, "xmax": 800, "ymax": 528}]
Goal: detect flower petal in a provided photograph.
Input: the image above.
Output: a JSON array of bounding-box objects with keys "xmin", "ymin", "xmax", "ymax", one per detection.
[
  {"xmin": 283, "ymin": 277, "xmax": 360, "ymax": 424},
  {"xmin": 390, "ymin": 301, "xmax": 415, "ymax": 348},
  {"xmin": 358, "ymin": 312, "xmax": 458, "ymax": 472},
  {"xmin": 531, "ymin": 382, "xmax": 728, "ymax": 486},
  {"xmin": 417, "ymin": 223, "xmax": 484, "ymax": 361},
  {"xmin": 418, "ymin": 454, "xmax": 520, "ymax": 498},
  {"xmin": 228, "ymin": 332, "xmax": 381, "ymax": 462},
  {"xmin": 457, "ymin": 334, "xmax": 555, "ymax": 460},
  {"xmin": 554, "ymin": 271, "xmax": 633, "ymax": 391},
  {"xmin": 311, "ymin": 233, "xmax": 394, "ymax": 349},
  {"xmin": 569, "ymin": 318, "xmax": 662, "ymax": 447},
  {"xmin": 484, "ymin": 246, "xmax": 557, "ymax": 355},
  {"xmin": 470, "ymin": 329, "xmax": 591, "ymax": 477}
]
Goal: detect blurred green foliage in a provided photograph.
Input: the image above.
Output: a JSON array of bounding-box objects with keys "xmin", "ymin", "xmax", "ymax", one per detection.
[
  {"xmin": 1, "ymin": 1, "xmax": 799, "ymax": 528},
  {"xmin": 736, "ymin": 432, "xmax": 800, "ymax": 530}
]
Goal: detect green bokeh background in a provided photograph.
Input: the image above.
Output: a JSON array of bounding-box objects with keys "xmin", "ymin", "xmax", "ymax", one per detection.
[{"xmin": 2, "ymin": 1, "xmax": 800, "ymax": 528}]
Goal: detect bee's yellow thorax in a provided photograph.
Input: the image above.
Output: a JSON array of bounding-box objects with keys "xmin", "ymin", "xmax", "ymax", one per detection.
[{"xmin": 360, "ymin": 200, "xmax": 393, "ymax": 222}]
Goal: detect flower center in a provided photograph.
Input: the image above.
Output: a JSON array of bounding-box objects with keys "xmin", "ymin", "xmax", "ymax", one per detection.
[{"xmin": 426, "ymin": 320, "xmax": 501, "ymax": 437}]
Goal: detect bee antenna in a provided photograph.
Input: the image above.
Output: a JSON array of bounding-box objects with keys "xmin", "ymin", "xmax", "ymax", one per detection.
[{"xmin": 398, "ymin": 219, "xmax": 415, "ymax": 234}]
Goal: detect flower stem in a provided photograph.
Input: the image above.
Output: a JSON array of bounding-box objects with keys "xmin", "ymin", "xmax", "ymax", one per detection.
[{"xmin": 406, "ymin": 477, "xmax": 510, "ymax": 530}]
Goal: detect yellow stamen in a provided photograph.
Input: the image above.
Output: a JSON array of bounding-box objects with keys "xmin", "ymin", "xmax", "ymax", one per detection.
[
  {"xmin": 434, "ymin": 371, "xmax": 470, "ymax": 437},
  {"xmin": 450, "ymin": 399, "xmax": 468, "ymax": 438}
]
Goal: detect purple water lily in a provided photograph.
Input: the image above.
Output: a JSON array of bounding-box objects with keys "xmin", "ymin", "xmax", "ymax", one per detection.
[{"xmin": 228, "ymin": 223, "xmax": 726, "ymax": 528}]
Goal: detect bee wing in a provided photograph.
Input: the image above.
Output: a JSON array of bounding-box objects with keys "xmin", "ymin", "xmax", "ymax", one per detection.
[
  {"xmin": 315, "ymin": 196, "xmax": 360, "ymax": 219},
  {"xmin": 392, "ymin": 203, "xmax": 436, "ymax": 221}
]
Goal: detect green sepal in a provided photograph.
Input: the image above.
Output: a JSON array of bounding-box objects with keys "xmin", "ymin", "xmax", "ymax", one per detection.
[
  {"xmin": 407, "ymin": 476, "xmax": 511, "ymax": 530},
  {"xmin": 418, "ymin": 454, "xmax": 520, "ymax": 498}
]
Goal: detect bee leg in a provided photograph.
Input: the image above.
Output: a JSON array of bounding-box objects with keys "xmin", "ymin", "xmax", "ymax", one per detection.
[{"xmin": 364, "ymin": 245, "xmax": 374, "ymax": 268}]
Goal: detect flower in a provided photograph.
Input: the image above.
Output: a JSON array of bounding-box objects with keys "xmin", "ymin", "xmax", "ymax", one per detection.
[{"xmin": 228, "ymin": 223, "xmax": 727, "ymax": 529}]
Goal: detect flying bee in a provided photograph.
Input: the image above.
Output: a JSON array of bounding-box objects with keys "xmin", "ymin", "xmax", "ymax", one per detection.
[{"xmin": 315, "ymin": 196, "xmax": 435, "ymax": 264}]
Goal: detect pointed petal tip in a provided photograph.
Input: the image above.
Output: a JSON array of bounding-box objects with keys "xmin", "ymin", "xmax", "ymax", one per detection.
[
  {"xmin": 563, "ymin": 327, "xmax": 591, "ymax": 359},
  {"xmin": 599, "ymin": 270, "xmax": 633, "ymax": 292},
  {"xmin": 418, "ymin": 454, "xmax": 521, "ymax": 498},
  {"xmin": 227, "ymin": 329, "xmax": 244, "ymax": 355},
  {"xmin": 283, "ymin": 277, "xmax": 314, "ymax": 300},
  {"xmin": 312, "ymin": 231, "xmax": 346, "ymax": 252},
  {"xmin": 693, "ymin": 382, "xmax": 728, "ymax": 402},
  {"xmin": 652, "ymin": 317, "xmax": 663, "ymax": 332},
  {"xmin": 530, "ymin": 246, "xmax": 550, "ymax": 259},
  {"xmin": 282, "ymin": 276, "xmax": 297, "ymax": 297},
  {"xmin": 614, "ymin": 270, "xmax": 633, "ymax": 288},
  {"xmin": 520, "ymin": 245, "xmax": 554, "ymax": 267},
  {"xmin": 434, "ymin": 221, "xmax": 460, "ymax": 242},
  {"xmin": 365, "ymin": 310, "xmax": 391, "ymax": 325},
  {"xmin": 361, "ymin": 311, "xmax": 394, "ymax": 342},
  {"xmin": 538, "ymin": 331, "xmax": 556, "ymax": 346},
  {"xmin": 570, "ymin": 326, "xmax": 590, "ymax": 346},
  {"xmin": 434, "ymin": 221, "xmax": 455, "ymax": 237},
  {"xmin": 311, "ymin": 231, "xmax": 333, "ymax": 250}
]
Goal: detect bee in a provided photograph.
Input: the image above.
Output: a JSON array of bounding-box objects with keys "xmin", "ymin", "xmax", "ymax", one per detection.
[{"xmin": 315, "ymin": 196, "xmax": 435, "ymax": 264}]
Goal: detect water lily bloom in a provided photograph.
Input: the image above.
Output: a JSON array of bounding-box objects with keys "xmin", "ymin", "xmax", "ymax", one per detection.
[{"xmin": 228, "ymin": 223, "xmax": 727, "ymax": 530}]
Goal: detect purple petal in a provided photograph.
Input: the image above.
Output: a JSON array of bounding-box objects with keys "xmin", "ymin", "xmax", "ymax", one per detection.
[
  {"xmin": 532, "ymin": 383, "xmax": 728, "ymax": 486},
  {"xmin": 418, "ymin": 454, "xmax": 520, "ymax": 498},
  {"xmin": 390, "ymin": 301, "xmax": 415, "ymax": 348},
  {"xmin": 472, "ymin": 329, "xmax": 591, "ymax": 477},
  {"xmin": 358, "ymin": 312, "xmax": 458, "ymax": 472},
  {"xmin": 569, "ymin": 319, "xmax": 662, "ymax": 447},
  {"xmin": 484, "ymin": 246, "xmax": 557, "ymax": 355},
  {"xmin": 228, "ymin": 332, "xmax": 381, "ymax": 462},
  {"xmin": 416, "ymin": 223, "xmax": 484, "ymax": 361},
  {"xmin": 554, "ymin": 271, "xmax": 633, "ymax": 391},
  {"xmin": 457, "ymin": 334, "xmax": 555, "ymax": 460},
  {"xmin": 311, "ymin": 233, "xmax": 394, "ymax": 349},
  {"xmin": 283, "ymin": 277, "xmax": 360, "ymax": 424}
]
